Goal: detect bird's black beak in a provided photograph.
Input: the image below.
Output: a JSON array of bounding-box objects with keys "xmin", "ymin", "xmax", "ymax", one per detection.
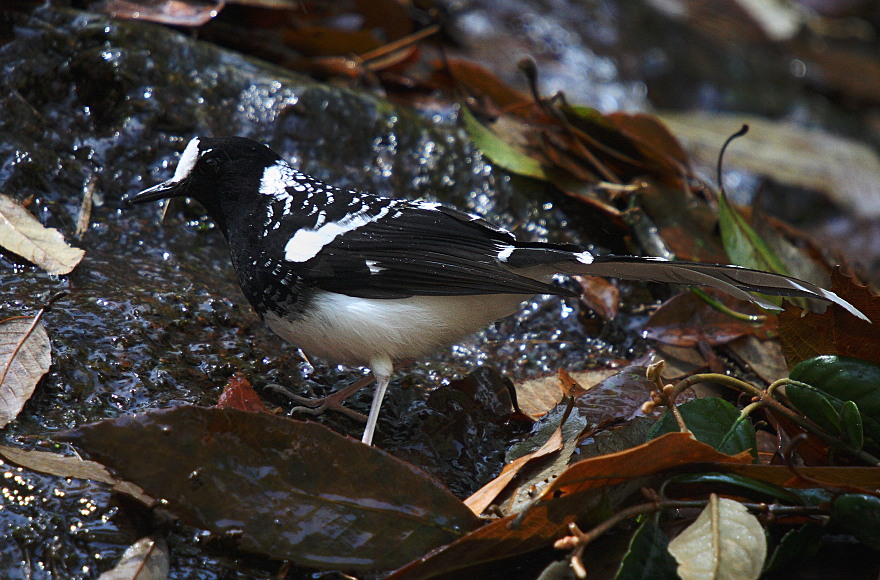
[{"xmin": 124, "ymin": 178, "xmax": 185, "ymax": 206}]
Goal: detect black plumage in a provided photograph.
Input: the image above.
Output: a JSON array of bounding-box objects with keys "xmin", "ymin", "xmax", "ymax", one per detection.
[{"xmin": 127, "ymin": 136, "xmax": 867, "ymax": 445}]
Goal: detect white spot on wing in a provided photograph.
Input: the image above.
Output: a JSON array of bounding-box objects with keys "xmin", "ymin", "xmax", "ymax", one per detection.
[
  {"xmin": 365, "ymin": 259, "xmax": 383, "ymax": 274},
  {"xmin": 284, "ymin": 207, "xmax": 391, "ymax": 262},
  {"xmin": 576, "ymin": 251, "xmax": 594, "ymax": 265},
  {"xmin": 170, "ymin": 137, "xmax": 200, "ymax": 183},
  {"xmin": 497, "ymin": 245, "xmax": 515, "ymax": 262}
]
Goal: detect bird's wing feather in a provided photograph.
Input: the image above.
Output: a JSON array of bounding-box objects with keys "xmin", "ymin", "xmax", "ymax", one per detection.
[{"xmin": 292, "ymin": 203, "xmax": 576, "ymax": 298}]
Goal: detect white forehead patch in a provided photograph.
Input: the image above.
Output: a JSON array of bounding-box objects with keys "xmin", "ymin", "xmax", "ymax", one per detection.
[{"xmin": 171, "ymin": 137, "xmax": 201, "ymax": 183}]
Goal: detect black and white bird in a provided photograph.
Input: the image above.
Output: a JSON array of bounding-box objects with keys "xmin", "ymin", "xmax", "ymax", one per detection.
[{"xmin": 127, "ymin": 136, "xmax": 867, "ymax": 446}]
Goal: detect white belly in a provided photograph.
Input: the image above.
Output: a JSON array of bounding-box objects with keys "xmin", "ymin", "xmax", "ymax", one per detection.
[{"xmin": 263, "ymin": 292, "xmax": 530, "ymax": 366}]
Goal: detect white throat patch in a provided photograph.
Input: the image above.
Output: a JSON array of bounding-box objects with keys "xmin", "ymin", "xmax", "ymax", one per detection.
[{"xmin": 171, "ymin": 137, "xmax": 201, "ymax": 183}]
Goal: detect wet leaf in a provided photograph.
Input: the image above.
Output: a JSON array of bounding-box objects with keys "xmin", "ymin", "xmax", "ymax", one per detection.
[
  {"xmin": 725, "ymin": 336, "xmax": 787, "ymax": 385},
  {"xmin": 514, "ymin": 367, "xmax": 615, "ymax": 420},
  {"xmin": 644, "ymin": 290, "xmax": 774, "ymax": 347},
  {"xmin": 388, "ymin": 434, "xmax": 747, "ymax": 580},
  {"xmin": 647, "ymin": 398, "xmax": 757, "ymax": 459},
  {"xmin": 56, "ymin": 406, "xmax": 479, "ymax": 571},
  {"xmin": 98, "ymin": 536, "xmax": 169, "ymax": 580},
  {"xmin": 831, "ymin": 494, "xmax": 880, "ymax": 549},
  {"xmin": 282, "ymin": 26, "xmax": 384, "ymax": 58},
  {"xmin": 500, "ymin": 406, "xmax": 588, "ymax": 515},
  {"xmin": 785, "ymin": 357, "xmax": 880, "ymax": 453},
  {"xmin": 461, "ymin": 107, "xmax": 547, "ymax": 180},
  {"xmin": 541, "ymin": 432, "xmax": 751, "ymax": 501},
  {"xmin": 636, "ymin": 180, "xmax": 727, "ymax": 263},
  {"xmin": 214, "ymin": 374, "xmax": 268, "ymax": 413},
  {"xmin": 0, "ymin": 317, "xmax": 52, "ymax": 429},
  {"xmin": 779, "ymin": 270, "xmax": 880, "ymax": 365},
  {"xmin": 664, "ymin": 472, "xmax": 802, "ymax": 505},
  {"xmin": 577, "ymin": 275, "xmax": 620, "ymax": 320},
  {"xmin": 789, "ymin": 356, "xmax": 880, "ymax": 412},
  {"xmin": 715, "ymin": 464, "xmax": 880, "ymax": 489},
  {"xmin": 605, "ymin": 112, "xmax": 690, "ymax": 179},
  {"xmin": 615, "ymin": 519, "xmax": 677, "ymax": 580},
  {"xmin": 94, "ymin": 0, "xmax": 223, "ymax": 27},
  {"xmin": 572, "ymin": 364, "xmax": 657, "ymax": 425},
  {"xmin": 465, "ymin": 417, "xmax": 564, "ymax": 515},
  {"xmin": 444, "ymin": 59, "xmax": 531, "ymax": 111},
  {"xmin": 839, "ymin": 400, "xmax": 865, "ymax": 450},
  {"xmin": 0, "ymin": 445, "xmax": 152, "ymax": 505},
  {"xmin": 667, "ymin": 495, "xmax": 767, "ymax": 580},
  {"xmin": 0, "ymin": 193, "xmax": 84, "ymax": 275}
]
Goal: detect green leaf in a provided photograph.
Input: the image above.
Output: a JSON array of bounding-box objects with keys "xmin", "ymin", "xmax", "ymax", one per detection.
[
  {"xmin": 764, "ymin": 524, "xmax": 823, "ymax": 574},
  {"xmin": 665, "ymin": 472, "xmax": 802, "ymax": 505},
  {"xmin": 460, "ymin": 106, "xmax": 547, "ymax": 180},
  {"xmin": 717, "ymin": 191, "xmax": 788, "ymax": 307},
  {"xmin": 647, "ymin": 397, "xmax": 757, "ymax": 459},
  {"xmin": 786, "ymin": 380, "xmax": 880, "ymax": 454},
  {"xmin": 615, "ymin": 518, "xmax": 677, "ymax": 580},
  {"xmin": 789, "ymin": 356, "xmax": 880, "ymax": 416},
  {"xmin": 831, "ymin": 494, "xmax": 880, "ymax": 549},
  {"xmin": 839, "ymin": 400, "xmax": 864, "ymax": 450},
  {"xmin": 788, "ymin": 357, "xmax": 880, "ymax": 452},
  {"xmin": 816, "ymin": 395, "xmax": 844, "ymax": 434}
]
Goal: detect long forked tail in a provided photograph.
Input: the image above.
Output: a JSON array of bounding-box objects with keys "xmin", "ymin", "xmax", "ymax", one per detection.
[{"xmin": 570, "ymin": 254, "xmax": 869, "ymax": 321}]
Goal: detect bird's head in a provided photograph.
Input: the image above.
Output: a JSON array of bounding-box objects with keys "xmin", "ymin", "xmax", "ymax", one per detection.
[{"xmin": 126, "ymin": 136, "xmax": 282, "ymax": 230}]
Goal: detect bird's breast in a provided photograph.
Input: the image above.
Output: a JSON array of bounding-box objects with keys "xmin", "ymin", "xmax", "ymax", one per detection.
[{"xmin": 262, "ymin": 291, "xmax": 529, "ymax": 366}]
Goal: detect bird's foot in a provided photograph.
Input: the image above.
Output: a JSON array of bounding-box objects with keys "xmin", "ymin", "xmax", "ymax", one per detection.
[{"xmin": 266, "ymin": 374, "xmax": 375, "ymax": 423}]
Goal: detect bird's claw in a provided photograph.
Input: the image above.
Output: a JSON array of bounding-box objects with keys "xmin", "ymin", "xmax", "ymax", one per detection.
[{"xmin": 266, "ymin": 375, "xmax": 373, "ymax": 423}]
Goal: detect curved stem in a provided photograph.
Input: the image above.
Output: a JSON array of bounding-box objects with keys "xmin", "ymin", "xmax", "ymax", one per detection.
[
  {"xmin": 691, "ymin": 288, "xmax": 767, "ymax": 324},
  {"xmin": 668, "ymin": 373, "xmax": 880, "ymax": 466}
]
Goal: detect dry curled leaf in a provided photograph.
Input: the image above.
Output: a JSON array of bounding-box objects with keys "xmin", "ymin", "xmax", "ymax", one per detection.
[
  {"xmin": 0, "ymin": 445, "xmax": 152, "ymax": 505},
  {"xmin": 0, "ymin": 193, "xmax": 84, "ymax": 275},
  {"xmin": 98, "ymin": 536, "xmax": 170, "ymax": 580},
  {"xmin": 668, "ymin": 494, "xmax": 767, "ymax": 580},
  {"xmin": 0, "ymin": 317, "xmax": 52, "ymax": 428}
]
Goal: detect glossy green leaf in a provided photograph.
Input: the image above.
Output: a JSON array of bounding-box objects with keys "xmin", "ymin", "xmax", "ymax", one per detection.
[
  {"xmin": 816, "ymin": 395, "xmax": 843, "ymax": 433},
  {"xmin": 789, "ymin": 356, "xmax": 880, "ymax": 417},
  {"xmin": 460, "ymin": 106, "xmax": 547, "ymax": 180},
  {"xmin": 831, "ymin": 494, "xmax": 880, "ymax": 549},
  {"xmin": 788, "ymin": 356, "xmax": 880, "ymax": 452},
  {"xmin": 839, "ymin": 400, "xmax": 864, "ymax": 450},
  {"xmin": 665, "ymin": 472, "xmax": 802, "ymax": 505},
  {"xmin": 615, "ymin": 518, "xmax": 677, "ymax": 580},
  {"xmin": 647, "ymin": 397, "xmax": 757, "ymax": 459}
]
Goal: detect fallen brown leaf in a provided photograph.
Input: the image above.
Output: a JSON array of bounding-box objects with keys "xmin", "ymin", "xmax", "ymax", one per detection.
[
  {"xmin": 0, "ymin": 316, "xmax": 51, "ymax": 428},
  {"xmin": 0, "ymin": 193, "xmax": 85, "ymax": 275}
]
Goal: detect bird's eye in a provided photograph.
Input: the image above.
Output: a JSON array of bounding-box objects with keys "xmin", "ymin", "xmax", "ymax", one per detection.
[{"xmin": 203, "ymin": 157, "xmax": 221, "ymax": 173}]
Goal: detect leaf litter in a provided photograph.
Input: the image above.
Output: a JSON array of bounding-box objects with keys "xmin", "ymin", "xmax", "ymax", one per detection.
[
  {"xmin": 0, "ymin": 192, "xmax": 84, "ymax": 275},
  {"xmin": 13, "ymin": 1, "xmax": 880, "ymax": 577}
]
